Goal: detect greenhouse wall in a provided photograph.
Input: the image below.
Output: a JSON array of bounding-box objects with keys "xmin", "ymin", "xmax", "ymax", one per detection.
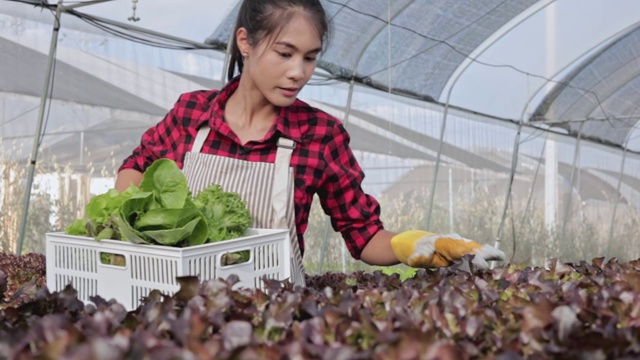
[{"xmin": 2, "ymin": 2, "xmax": 640, "ymax": 275}]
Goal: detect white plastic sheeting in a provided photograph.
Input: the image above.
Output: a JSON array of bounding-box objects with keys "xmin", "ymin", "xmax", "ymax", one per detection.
[{"xmin": 2, "ymin": 0, "xmax": 640, "ymax": 269}]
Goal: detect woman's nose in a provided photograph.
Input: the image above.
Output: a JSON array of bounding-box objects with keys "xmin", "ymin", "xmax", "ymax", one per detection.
[{"xmin": 287, "ymin": 58, "xmax": 305, "ymax": 81}]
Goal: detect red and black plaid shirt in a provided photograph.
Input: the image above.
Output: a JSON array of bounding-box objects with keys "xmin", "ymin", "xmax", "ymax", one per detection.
[{"xmin": 119, "ymin": 77, "xmax": 383, "ymax": 259}]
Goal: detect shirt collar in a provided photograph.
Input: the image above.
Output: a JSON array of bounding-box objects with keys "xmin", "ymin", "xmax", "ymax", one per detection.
[{"xmin": 210, "ymin": 76, "xmax": 306, "ymax": 143}]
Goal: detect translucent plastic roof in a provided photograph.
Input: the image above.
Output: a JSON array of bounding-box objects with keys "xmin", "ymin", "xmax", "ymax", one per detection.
[
  {"xmin": 207, "ymin": 0, "xmax": 538, "ymax": 102},
  {"xmin": 4, "ymin": 0, "xmax": 640, "ymax": 153},
  {"xmin": 206, "ymin": 0, "xmax": 640, "ymax": 153},
  {"xmin": 0, "ymin": 22, "xmax": 223, "ymax": 169},
  {"xmin": 0, "ymin": 37, "xmax": 165, "ymax": 116},
  {"xmin": 532, "ymin": 24, "xmax": 640, "ymax": 150}
]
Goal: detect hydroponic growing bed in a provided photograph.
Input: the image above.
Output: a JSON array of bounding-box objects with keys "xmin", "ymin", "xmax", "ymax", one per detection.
[{"xmin": 1, "ymin": 253, "xmax": 639, "ymax": 359}]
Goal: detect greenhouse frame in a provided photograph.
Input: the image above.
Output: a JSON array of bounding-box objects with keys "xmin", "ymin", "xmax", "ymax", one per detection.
[{"xmin": 2, "ymin": 0, "xmax": 640, "ymax": 273}]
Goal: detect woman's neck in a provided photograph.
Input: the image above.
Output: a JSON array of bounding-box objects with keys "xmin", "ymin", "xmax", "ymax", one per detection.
[
  {"xmin": 226, "ymin": 76, "xmax": 276, "ymax": 128},
  {"xmin": 224, "ymin": 76, "xmax": 277, "ymax": 144}
]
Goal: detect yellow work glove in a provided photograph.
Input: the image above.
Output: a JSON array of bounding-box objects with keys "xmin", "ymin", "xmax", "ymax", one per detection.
[{"xmin": 390, "ymin": 230, "xmax": 505, "ymax": 270}]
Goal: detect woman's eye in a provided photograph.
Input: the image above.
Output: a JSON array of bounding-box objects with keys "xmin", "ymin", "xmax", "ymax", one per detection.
[
  {"xmin": 305, "ymin": 57, "xmax": 317, "ymax": 62},
  {"xmin": 277, "ymin": 52, "xmax": 291, "ymax": 58}
]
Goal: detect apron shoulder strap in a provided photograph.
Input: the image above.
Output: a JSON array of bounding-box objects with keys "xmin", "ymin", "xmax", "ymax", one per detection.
[
  {"xmin": 272, "ymin": 137, "xmax": 296, "ymax": 229},
  {"xmin": 191, "ymin": 125, "xmax": 211, "ymax": 153},
  {"xmin": 272, "ymin": 136, "xmax": 305, "ymax": 286},
  {"xmin": 276, "ymin": 137, "xmax": 295, "ymax": 149}
]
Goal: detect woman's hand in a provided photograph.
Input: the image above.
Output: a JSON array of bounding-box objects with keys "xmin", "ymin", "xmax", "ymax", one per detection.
[
  {"xmin": 390, "ymin": 230, "xmax": 505, "ymax": 270},
  {"xmin": 114, "ymin": 169, "xmax": 143, "ymax": 192}
]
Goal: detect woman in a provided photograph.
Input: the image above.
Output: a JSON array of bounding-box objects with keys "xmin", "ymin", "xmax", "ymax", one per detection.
[{"xmin": 116, "ymin": 0, "xmax": 504, "ymax": 285}]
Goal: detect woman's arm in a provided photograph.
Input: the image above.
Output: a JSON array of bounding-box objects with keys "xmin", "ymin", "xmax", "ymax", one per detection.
[
  {"xmin": 114, "ymin": 168, "xmax": 143, "ymax": 192},
  {"xmin": 116, "ymin": 91, "xmax": 214, "ymax": 192},
  {"xmin": 316, "ymin": 121, "xmax": 387, "ymax": 262},
  {"xmin": 359, "ymin": 229, "xmax": 400, "ymax": 266}
]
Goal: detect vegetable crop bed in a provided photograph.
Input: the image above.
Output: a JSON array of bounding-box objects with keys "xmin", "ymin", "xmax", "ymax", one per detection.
[{"xmin": 1, "ymin": 254, "xmax": 639, "ymax": 359}]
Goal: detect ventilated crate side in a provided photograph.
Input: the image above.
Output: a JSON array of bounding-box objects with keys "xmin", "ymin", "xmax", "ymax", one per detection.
[{"xmin": 45, "ymin": 229, "xmax": 291, "ymax": 311}]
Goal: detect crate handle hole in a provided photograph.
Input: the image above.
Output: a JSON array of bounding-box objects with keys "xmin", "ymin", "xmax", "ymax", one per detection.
[
  {"xmin": 99, "ymin": 252, "xmax": 126, "ymax": 267},
  {"xmin": 220, "ymin": 250, "xmax": 251, "ymax": 267}
]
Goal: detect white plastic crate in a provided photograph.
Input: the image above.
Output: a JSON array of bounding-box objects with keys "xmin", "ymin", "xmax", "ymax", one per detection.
[{"xmin": 45, "ymin": 228, "xmax": 291, "ymax": 311}]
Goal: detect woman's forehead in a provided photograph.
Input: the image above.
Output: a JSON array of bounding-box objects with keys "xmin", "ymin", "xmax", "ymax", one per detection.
[{"xmin": 268, "ymin": 15, "xmax": 322, "ymax": 50}]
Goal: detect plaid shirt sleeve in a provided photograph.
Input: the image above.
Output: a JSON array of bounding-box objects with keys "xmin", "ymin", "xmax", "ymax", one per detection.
[
  {"xmin": 119, "ymin": 91, "xmax": 212, "ymax": 172},
  {"xmin": 317, "ymin": 121, "xmax": 383, "ymax": 259}
]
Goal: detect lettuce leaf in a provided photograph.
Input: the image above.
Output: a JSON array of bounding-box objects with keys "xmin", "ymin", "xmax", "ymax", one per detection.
[
  {"xmin": 143, "ymin": 217, "xmax": 206, "ymax": 246},
  {"xmin": 139, "ymin": 158, "xmax": 190, "ymax": 209},
  {"xmin": 116, "ymin": 160, "xmax": 207, "ymax": 246},
  {"xmin": 66, "ymin": 158, "xmax": 245, "ymax": 248},
  {"xmin": 193, "ymin": 184, "xmax": 253, "ymax": 242},
  {"xmin": 65, "ymin": 185, "xmax": 141, "ymax": 239}
]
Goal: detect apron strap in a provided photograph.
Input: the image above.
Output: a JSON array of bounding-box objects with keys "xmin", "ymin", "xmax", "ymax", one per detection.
[
  {"xmin": 272, "ymin": 137, "xmax": 304, "ymax": 287},
  {"xmin": 272, "ymin": 137, "xmax": 295, "ymax": 229},
  {"xmin": 194, "ymin": 127, "xmax": 295, "ymax": 230},
  {"xmin": 191, "ymin": 125, "xmax": 210, "ymax": 153},
  {"xmin": 184, "ymin": 129, "xmax": 305, "ymax": 286}
]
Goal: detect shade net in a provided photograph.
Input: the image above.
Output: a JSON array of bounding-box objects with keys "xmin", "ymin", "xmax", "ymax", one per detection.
[
  {"xmin": 532, "ymin": 24, "xmax": 640, "ymax": 151},
  {"xmin": 206, "ymin": 0, "xmax": 539, "ymax": 102}
]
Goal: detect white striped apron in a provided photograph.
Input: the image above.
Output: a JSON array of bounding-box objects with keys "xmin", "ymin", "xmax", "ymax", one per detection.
[{"xmin": 182, "ymin": 125, "xmax": 306, "ymax": 287}]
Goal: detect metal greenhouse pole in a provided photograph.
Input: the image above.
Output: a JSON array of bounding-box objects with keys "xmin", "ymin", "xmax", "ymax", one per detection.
[
  {"xmin": 522, "ymin": 22, "xmax": 640, "ymax": 263},
  {"xmin": 559, "ymin": 124, "xmax": 583, "ymax": 248},
  {"xmin": 317, "ymin": 1, "xmax": 414, "ymax": 271},
  {"xmin": 220, "ymin": 28, "xmax": 235, "ymax": 83},
  {"xmin": 16, "ymin": 0, "xmax": 115, "ymax": 255},
  {"xmin": 15, "ymin": 1, "xmax": 64, "ymax": 255},
  {"xmin": 436, "ymin": 0, "xmax": 557, "ymax": 241},
  {"xmin": 606, "ymin": 131, "xmax": 633, "ymax": 259},
  {"xmin": 519, "ymin": 22, "xmax": 640, "ymax": 259},
  {"xmin": 543, "ymin": 5, "xmax": 559, "ymax": 241},
  {"xmin": 16, "ymin": 0, "xmax": 217, "ymax": 254}
]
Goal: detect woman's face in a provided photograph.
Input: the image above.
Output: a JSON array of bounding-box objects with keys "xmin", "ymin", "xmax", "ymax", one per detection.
[{"xmin": 244, "ymin": 13, "xmax": 322, "ymax": 107}]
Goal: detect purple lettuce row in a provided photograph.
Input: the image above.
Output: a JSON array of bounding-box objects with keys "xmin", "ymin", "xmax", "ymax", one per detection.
[
  {"xmin": 0, "ymin": 253, "xmax": 46, "ymax": 304},
  {"xmin": 1, "ymin": 256, "xmax": 640, "ymax": 359}
]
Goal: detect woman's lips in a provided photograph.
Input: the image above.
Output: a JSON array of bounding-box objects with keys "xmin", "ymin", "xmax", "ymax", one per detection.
[{"xmin": 279, "ymin": 87, "xmax": 299, "ymax": 97}]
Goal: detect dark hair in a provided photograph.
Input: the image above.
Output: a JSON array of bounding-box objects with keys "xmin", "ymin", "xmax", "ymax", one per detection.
[{"xmin": 227, "ymin": 0, "xmax": 329, "ymax": 81}]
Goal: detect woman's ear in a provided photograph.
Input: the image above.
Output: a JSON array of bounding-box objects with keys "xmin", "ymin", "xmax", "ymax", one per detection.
[{"xmin": 236, "ymin": 27, "xmax": 251, "ymax": 56}]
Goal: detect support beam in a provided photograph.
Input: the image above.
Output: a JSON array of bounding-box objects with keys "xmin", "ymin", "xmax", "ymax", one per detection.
[{"xmin": 16, "ymin": 0, "xmax": 115, "ymax": 255}]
